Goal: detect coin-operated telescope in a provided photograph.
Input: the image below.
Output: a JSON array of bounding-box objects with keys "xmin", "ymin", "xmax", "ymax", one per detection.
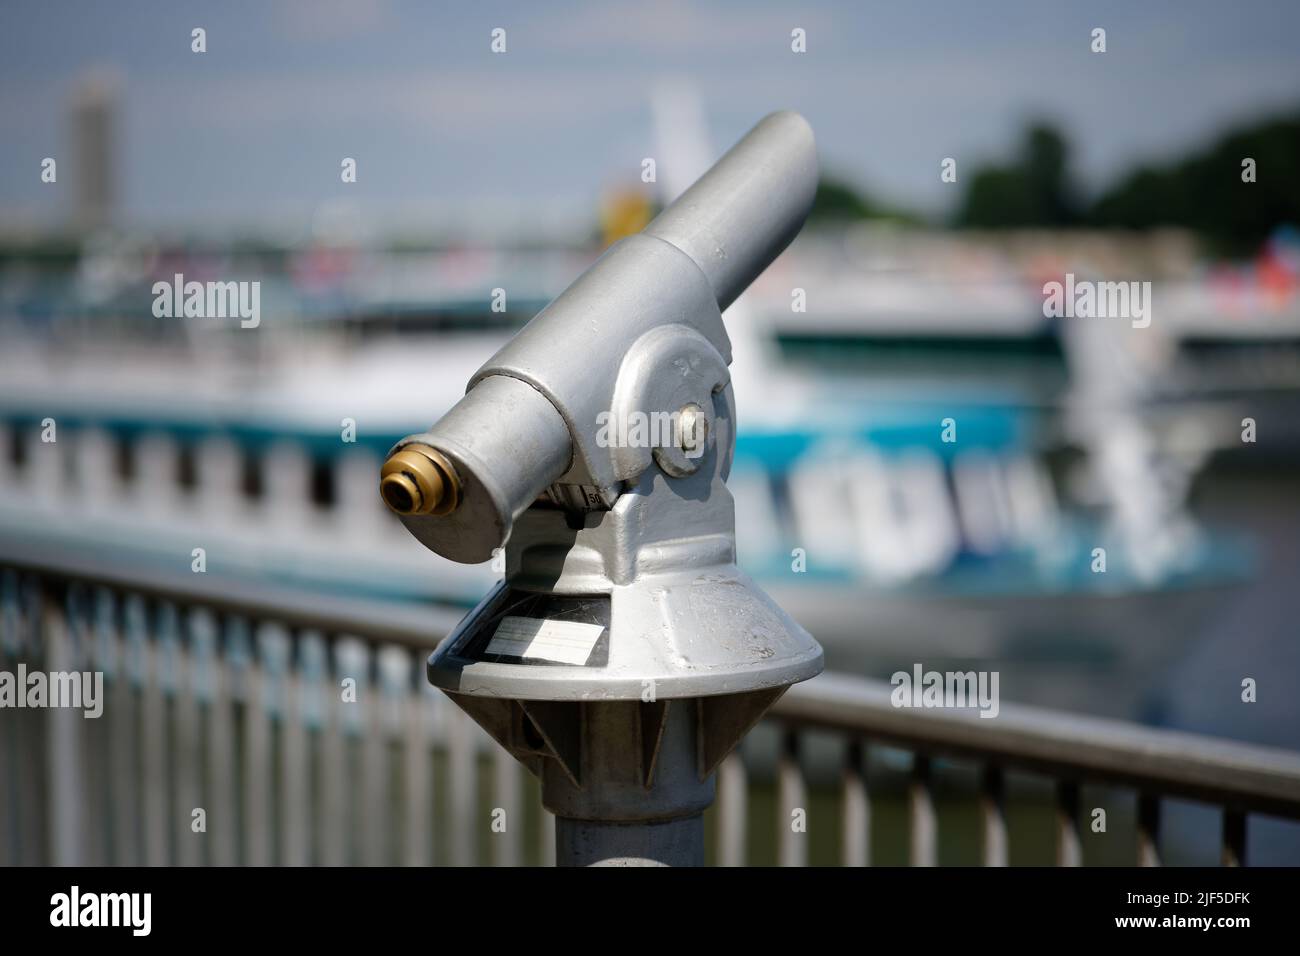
[{"xmin": 381, "ymin": 112, "xmax": 823, "ymax": 866}]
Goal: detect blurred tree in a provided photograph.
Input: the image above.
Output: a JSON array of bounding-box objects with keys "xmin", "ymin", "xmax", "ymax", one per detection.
[
  {"xmin": 955, "ymin": 113, "xmax": 1300, "ymax": 252},
  {"xmin": 956, "ymin": 122, "xmax": 1081, "ymax": 228},
  {"xmin": 808, "ymin": 175, "xmax": 877, "ymax": 221},
  {"xmin": 1023, "ymin": 125, "xmax": 1080, "ymax": 226},
  {"xmin": 808, "ymin": 174, "xmax": 921, "ymax": 225},
  {"xmin": 1087, "ymin": 165, "xmax": 1188, "ymax": 231},
  {"xmin": 955, "ymin": 167, "xmax": 1037, "ymax": 228},
  {"xmin": 1090, "ymin": 113, "xmax": 1300, "ymax": 252}
]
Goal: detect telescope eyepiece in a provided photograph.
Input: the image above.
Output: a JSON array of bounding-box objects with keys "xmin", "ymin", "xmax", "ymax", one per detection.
[{"xmin": 380, "ymin": 444, "xmax": 461, "ymax": 516}]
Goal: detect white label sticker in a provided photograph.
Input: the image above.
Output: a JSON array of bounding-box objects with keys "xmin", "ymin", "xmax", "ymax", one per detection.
[{"xmin": 485, "ymin": 616, "xmax": 604, "ymax": 666}]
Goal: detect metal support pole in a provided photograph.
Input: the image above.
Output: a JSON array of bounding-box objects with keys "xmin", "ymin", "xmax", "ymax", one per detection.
[
  {"xmin": 555, "ymin": 816, "xmax": 703, "ymax": 867},
  {"xmin": 540, "ymin": 701, "xmax": 713, "ymax": 867}
]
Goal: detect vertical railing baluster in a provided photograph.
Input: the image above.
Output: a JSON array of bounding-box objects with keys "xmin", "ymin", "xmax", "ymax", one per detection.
[
  {"xmin": 173, "ymin": 606, "xmax": 201, "ymax": 866},
  {"xmin": 717, "ymin": 751, "xmax": 749, "ymax": 867},
  {"xmin": 1221, "ymin": 809, "xmax": 1246, "ymax": 867},
  {"xmin": 841, "ymin": 740, "xmax": 869, "ymax": 867},
  {"xmin": 298, "ymin": 631, "xmax": 328, "ymax": 866},
  {"xmin": 980, "ymin": 764, "xmax": 1008, "ymax": 867},
  {"xmin": 334, "ymin": 637, "xmax": 369, "ymax": 865},
  {"xmin": 280, "ymin": 632, "xmax": 310, "ymax": 867},
  {"xmin": 45, "ymin": 585, "xmax": 85, "ymax": 865},
  {"xmin": 239, "ymin": 621, "xmax": 271, "ymax": 865},
  {"xmin": 1137, "ymin": 793, "xmax": 1161, "ymax": 867},
  {"xmin": 102, "ymin": 590, "xmax": 134, "ymax": 866},
  {"xmin": 1055, "ymin": 779, "xmax": 1082, "ymax": 867},
  {"xmin": 188, "ymin": 610, "xmax": 219, "ymax": 865},
  {"xmin": 122, "ymin": 595, "xmax": 151, "ymax": 865},
  {"xmin": 360, "ymin": 642, "xmax": 388, "ymax": 865},
  {"xmin": 87, "ymin": 590, "xmax": 118, "ymax": 868},
  {"xmin": 319, "ymin": 635, "xmax": 348, "ymax": 866},
  {"xmin": 447, "ymin": 702, "xmax": 477, "ymax": 866},
  {"xmin": 20, "ymin": 575, "xmax": 47, "ymax": 865},
  {"xmin": 256, "ymin": 622, "xmax": 291, "ymax": 866},
  {"xmin": 2, "ymin": 571, "xmax": 27, "ymax": 865},
  {"xmin": 402, "ymin": 659, "xmax": 434, "ymax": 867},
  {"xmin": 143, "ymin": 602, "xmax": 180, "ymax": 867},
  {"xmin": 11, "ymin": 573, "xmax": 51, "ymax": 864},
  {"xmin": 205, "ymin": 613, "xmax": 238, "ymax": 866},
  {"xmin": 72, "ymin": 584, "xmax": 109, "ymax": 865},
  {"xmin": 491, "ymin": 745, "xmax": 523, "ymax": 867},
  {"xmin": 909, "ymin": 753, "xmax": 937, "ymax": 867},
  {"xmin": 223, "ymin": 616, "xmax": 259, "ymax": 866},
  {"xmin": 137, "ymin": 596, "xmax": 168, "ymax": 867},
  {"xmin": 366, "ymin": 644, "xmax": 404, "ymax": 865},
  {"xmin": 777, "ymin": 727, "xmax": 807, "ymax": 867}
]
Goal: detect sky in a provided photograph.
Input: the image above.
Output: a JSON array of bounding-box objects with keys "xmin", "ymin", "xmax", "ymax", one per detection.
[{"xmin": 1, "ymin": 0, "xmax": 1298, "ymax": 237}]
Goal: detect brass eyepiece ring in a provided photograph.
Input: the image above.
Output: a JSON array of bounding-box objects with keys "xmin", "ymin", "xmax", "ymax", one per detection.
[{"xmin": 380, "ymin": 444, "xmax": 461, "ymax": 516}]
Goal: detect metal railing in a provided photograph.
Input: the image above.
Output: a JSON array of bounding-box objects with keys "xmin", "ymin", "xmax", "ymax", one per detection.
[
  {"xmin": 766, "ymin": 675, "xmax": 1300, "ymax": 866},
  {"xmin": 3, "ymin": 538, "xmax": 1299, "ymax": 866}
]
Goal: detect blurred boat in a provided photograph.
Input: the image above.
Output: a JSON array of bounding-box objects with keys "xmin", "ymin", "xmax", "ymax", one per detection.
[{"xmin": 0, "ymin": 246, "xmax": 1272, "ymax": 719}]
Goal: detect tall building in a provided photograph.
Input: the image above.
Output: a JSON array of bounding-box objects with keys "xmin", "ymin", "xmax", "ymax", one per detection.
[{"xmin": 69, "ymin": 70, "xmax": 119, "ymax": 232}]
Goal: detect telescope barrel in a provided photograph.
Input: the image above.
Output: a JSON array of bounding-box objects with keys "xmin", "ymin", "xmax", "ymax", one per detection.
[
  {"xmin": 644, "ymin": 110, "xmax": 818, "ymax": 313},
  {"xmin": 383, "ymin": 111, "xmax": 818, "ymax": 563}
]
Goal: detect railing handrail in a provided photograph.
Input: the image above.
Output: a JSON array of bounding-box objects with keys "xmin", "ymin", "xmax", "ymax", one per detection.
[
  {"xmin": 5, "ymin": 533, "xmax": 1300, "ymax": 822},
  {"xmin": 775, "ymin": 672, "xmax": 1300, "ymax": 820},
  {"xmin": 0, "ymin": 533, "xmax": 461, "ymax": 650}
]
